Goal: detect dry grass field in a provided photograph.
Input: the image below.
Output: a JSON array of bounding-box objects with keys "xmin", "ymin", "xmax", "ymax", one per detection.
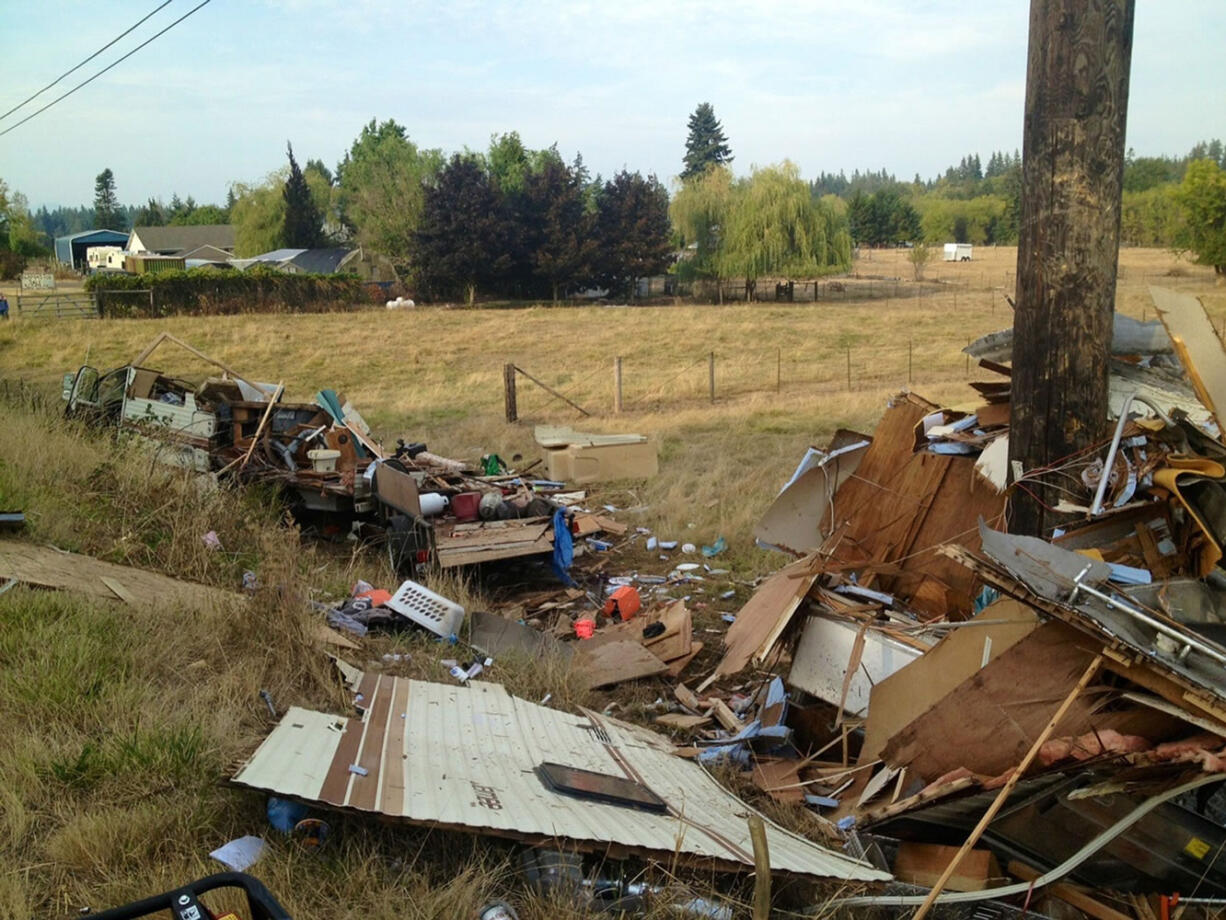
[
  {"xmin": 0, "ymin": 246, "xmax": 1222, "ymax": 916},
  {"xmin": 1, "ymin": 246, "xmax": 1221, "ymax": 569}
]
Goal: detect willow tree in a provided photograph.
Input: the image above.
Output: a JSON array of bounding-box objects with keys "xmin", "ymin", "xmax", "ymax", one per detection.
[
  {"xmin": 670, "ymin": 165, "xmax": 735, "ymax": 300},
  {"xmin": 717, "ymin": 161, "xmax": 851, "ymax": 299}
]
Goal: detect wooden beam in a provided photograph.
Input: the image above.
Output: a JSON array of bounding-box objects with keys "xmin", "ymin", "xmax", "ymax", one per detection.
[
  {"xmin": 747, "ymin": 814, "xmax": 771, "ymax": 920},
  {"xmin": 131, "ymin": 332, "xmax": 276, "ymax": 396},
  {"xmin": 513, "ymin": 365, "xmax": 591, "ymax": 417},
  {"xmin": 223, "ymin": 382, "xmax": 283, "ymax": 474},
  {"xmin": 1008, "ymin": 0, "xmax": 1136, "ymax": 536},
  {"xmin": 912, "ymin": 654, "xmax": 1103, "ymax": 920},
  {"xmin": 1008, "ymin": 860, "xmax": 1132, "ymax": 920}
]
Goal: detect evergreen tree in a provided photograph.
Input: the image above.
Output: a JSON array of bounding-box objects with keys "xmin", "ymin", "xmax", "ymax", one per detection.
[
  {"xmin": 413, "ymin": 154, "xmax": 509, "ymax": 304},
  {"xmin": 92, "ymin": 168, "xmax": 125, "ymax": 230},
  {"xmin": 282, "ymin": 142, "xmax": 323, "ymax": 248},
  {"xmin": 595, "ymin": 170, "xmax": 672, "ymax": 298},
  {"xmin": 681, "ymin": 103, "xmax": 733, "ymax": 181},
  {"xmin": 134, "ymin": 197, "xmax": 166, "ymax": 227}
]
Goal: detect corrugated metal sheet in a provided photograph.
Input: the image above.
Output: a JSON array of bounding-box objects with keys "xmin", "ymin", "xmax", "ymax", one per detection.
[{"xmin": 231, "ymin": 677, "xmax": 888, "ymax": 882}]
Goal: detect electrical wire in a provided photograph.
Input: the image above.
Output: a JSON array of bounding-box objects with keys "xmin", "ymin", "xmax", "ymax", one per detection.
[
  {"xmin": 0, "ymin": 0, "xmax": 174, "ymax": 123},
  {"xmin": 0, "ymin": 0, "xmax": 212, "ymax": 139}
]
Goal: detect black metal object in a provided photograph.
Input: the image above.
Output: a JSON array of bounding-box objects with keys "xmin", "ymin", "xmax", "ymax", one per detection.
[{"xmin": 87, "ymin": 872, "xmax": 290, "ymax": 920}]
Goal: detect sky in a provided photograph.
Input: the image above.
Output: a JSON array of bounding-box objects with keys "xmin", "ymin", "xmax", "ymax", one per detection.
[{"xmin": 0, "ymin": 0, "xmax": 1223, "ymax": 209}]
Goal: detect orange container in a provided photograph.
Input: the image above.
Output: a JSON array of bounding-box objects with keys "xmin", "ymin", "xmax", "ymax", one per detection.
[
  {"xmin": 602, "ymin": 585, "xmax": 641, "ymax": 621},
  {"xmin": 574, "ymin": 618, "xmax": 596, "ymax": 639}
]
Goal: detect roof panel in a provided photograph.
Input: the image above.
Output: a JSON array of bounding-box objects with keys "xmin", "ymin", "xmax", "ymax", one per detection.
[{"xmin": 232, "ymin": 677, "xmax": 887, "ymax": 881}]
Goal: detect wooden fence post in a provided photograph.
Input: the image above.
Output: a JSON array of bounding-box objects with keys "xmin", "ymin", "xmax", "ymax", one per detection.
[
  {"xmin": 503, "ymin": 363, "xmax": 517, "ymax": 423},
  {"xmin": 613, "ymin": 356, "xmax": 623, "ymax": 413}
]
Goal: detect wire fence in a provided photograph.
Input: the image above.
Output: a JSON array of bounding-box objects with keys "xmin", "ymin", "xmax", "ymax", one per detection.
[{"xmin": 503, "ymin": 335, "xmax": 995, "ymax": 422}]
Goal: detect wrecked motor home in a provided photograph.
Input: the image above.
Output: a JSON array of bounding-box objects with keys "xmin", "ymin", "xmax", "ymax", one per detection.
[
  {"xmin": 60, "ymin": 332, "xmax": 615, "ymax": 573},
  {"xmin": 712, "ymin": 287, "xmax": 1226, "ymax": 910}
]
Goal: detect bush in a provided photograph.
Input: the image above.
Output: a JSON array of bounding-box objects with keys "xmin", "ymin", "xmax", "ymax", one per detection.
[{"xmin": 85, "ymin": 266, "xmax": 367, "ymax": 317}]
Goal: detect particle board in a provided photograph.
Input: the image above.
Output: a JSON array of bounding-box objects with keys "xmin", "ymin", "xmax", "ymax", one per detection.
[{"xmin": 859, "ymin": 599, "xmax": 1040, "ymax": 762}]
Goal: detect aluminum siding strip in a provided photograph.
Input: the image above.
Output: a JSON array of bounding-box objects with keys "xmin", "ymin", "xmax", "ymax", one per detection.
[{"xmin": 232, "ymin": 679, "xmax": 887, "ymax": 882}]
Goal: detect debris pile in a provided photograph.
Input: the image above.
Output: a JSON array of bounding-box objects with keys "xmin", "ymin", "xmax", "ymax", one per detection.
[{"xmin": 46, "ymin": 288, "xmax": 1226, "ymax": 915}]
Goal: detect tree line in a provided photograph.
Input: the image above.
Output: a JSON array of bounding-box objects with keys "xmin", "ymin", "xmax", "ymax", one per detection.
[{"xmin": 2, "ymin": 105, "xmax": 1224, "ymax": 286}]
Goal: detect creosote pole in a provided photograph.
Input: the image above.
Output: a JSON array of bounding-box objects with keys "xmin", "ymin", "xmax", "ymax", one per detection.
[{"xmin": 1008, "ymin": 0, "xmax": 1135, "ymax": 536}]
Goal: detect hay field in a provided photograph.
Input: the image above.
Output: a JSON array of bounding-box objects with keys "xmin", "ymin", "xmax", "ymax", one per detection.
[{"xmin": 1, "ymin": 246, "xmax": 1221, "ymax": 569}]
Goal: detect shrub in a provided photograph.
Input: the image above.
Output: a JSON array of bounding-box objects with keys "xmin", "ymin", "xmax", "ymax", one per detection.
[{"xmin": 85, "ymin": 266, "xmax": 367, "ymax": 317}]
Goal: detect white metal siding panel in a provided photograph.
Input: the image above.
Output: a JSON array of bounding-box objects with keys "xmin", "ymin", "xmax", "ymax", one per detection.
[{"xmin": 231, "ymin": 679, "xmax": 887, "ymax": 882}]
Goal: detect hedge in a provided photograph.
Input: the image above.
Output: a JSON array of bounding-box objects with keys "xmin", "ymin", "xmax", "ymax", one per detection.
[{"xmin": 85, "ymin": 266, "xmax": 371, "ymax": 317}]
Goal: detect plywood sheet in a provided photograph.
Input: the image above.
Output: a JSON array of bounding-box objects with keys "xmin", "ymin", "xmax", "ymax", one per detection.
[
  {"xmin": 859, "ymin": 599, "xmax": 1040, "ymax": 761},
  {"xmin": 576, "ymin": 639, "xmax": 669, "ymax": 689},
  {"xmin": 1151, "ymin": 286, "xmax": 1226, "ymax": 432},
  {"xmin": 879, "ymin": 621, "xmax": 1105, "ymax": 782},
  {"xmin": 701, "ymin": 556, "xmax": 819, "ymax": 689},
  {"xmin": 0, "ymin": 538, "xmax": 234, "ymax": 609},
  {"xmin": 823, "ymin": 395, "xmax": 1004, "ymax": 618},
  {"xmin": 373, "ymin": 464, "xmax": 421, "ymax": 516}
]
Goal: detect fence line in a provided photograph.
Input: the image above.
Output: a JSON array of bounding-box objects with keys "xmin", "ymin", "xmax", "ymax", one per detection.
[{"xmin": 504, "ymin": 336, "xmax": 999, "ymax": 422}]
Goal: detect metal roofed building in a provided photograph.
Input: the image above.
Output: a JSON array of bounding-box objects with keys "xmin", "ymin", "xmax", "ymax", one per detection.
[
  {"xmin": 230, "ymin": 246, "xmax": 398, "ymax": 282},
  {"xmin": 54, "ymin": 229, "xmax": 129, "ymax": 269},
  {"xmin": 231, "ymin": 676, "xmax": 889, "ymax": 881},
  {"xmin": 128, "ymin": 224, "xmax": 236, "ymax": 256}
]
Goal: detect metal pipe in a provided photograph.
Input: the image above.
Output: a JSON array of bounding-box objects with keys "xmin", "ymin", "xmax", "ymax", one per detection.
[
  {"xmin": 1068, "ymin": 567, "xmax": 1226, "ymax": 668},
  {"xmin": 1090, "ymin": 392, "xmax": 1175, "ymax": 516},
  {"xmin": 831, "ymin": 773, "xmax": 1226, "ymax": 909}
]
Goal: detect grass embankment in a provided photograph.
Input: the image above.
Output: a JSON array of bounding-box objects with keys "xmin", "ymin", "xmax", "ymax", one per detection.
[
  {"xmin": 0, "ymin": 403, "xmax": 789, "ymax": 917},
  {"xmin": 0, "ymin": 402, "xmax": 593, "ymax": 917}
]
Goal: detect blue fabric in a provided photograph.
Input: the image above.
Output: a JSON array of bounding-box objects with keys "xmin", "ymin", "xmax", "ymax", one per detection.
[{"xmin": 551, "ymin": 509, "xmax": 575, "ymax": 586}]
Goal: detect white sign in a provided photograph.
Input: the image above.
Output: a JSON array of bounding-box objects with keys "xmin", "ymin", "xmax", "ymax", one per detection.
[{"xmin": 20, "ymin": 272, "xmax": 55, "ymax": 291}]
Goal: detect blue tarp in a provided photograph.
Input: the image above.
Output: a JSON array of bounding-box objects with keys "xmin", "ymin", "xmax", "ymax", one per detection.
[{"xmin": 551, "ymin": 509, "xmax": 575, "ymax": 586}]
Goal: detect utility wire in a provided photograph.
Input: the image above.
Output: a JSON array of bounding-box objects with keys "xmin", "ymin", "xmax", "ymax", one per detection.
[
  {"xmin": 0, "ymin": 0, "xmax": 212, "ymax": 139},
  {"xmin": 0, "ymin": 0, "xmax": 175, "ymax": 123}
]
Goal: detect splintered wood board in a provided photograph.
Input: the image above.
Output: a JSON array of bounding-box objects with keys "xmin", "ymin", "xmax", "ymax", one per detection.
[
  {"xmin": 1151, "ymin": 286, "xmax": 1226, "ymax": 433},
  {"xmin": 576, "ymin": 640, "xmax": 668, "ymax": 689}
]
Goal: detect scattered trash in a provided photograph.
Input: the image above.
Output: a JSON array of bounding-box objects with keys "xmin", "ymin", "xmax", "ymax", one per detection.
[
  {"xmin": 681, "ymin": 543, "xmax": 697, "ymax": 554},
  {"xmin": 209, "ymin": 835, "xmax": 265, "ymax": 872},
  {"xmin": 701, "ymin": 537, "xmax": 727, "ymax": 557},
  {"xmin": 202, "ymin": 530, "xmax": 222, "ymax": 551}
]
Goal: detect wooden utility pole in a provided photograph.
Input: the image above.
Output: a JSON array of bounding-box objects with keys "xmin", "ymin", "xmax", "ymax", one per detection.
[{"xmin": 1009, "ymin": 0, "xmax": 1135, "ymax": 536}]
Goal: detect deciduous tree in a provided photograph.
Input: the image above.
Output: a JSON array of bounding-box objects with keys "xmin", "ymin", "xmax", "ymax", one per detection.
[
  {"xmin": 595, "ymin": 170, "xmax": 672, "ymax": 298},
  {"xmin": 1177, "ymin": 158, "xmax": 1226, "ymax": 275},
  {"xmin": 336, "ymin": 119, "xmax": 442, "ymax": 273},
  {"xmin": 717, "ymin": 161, "xmax": 851, "ymax": 297},
  {"xmin": 670, "ymin": 165, "xmax": 735, "ymax": 297},
  {"xmin": 522, "ymin": 157, "xmax": 596, "ymax": 302},
  {"xmin": 413, "ymin": 154, "xmax": 509, "ymax": 305}
]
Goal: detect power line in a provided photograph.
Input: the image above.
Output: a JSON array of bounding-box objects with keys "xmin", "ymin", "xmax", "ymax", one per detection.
[
  {"xmin": 0, "ymin": 0, "xmax": 175, "ymax": 123},
  {"xmin": 0, "ymin": 0, "xmax": 213, "ymax": 140}
]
